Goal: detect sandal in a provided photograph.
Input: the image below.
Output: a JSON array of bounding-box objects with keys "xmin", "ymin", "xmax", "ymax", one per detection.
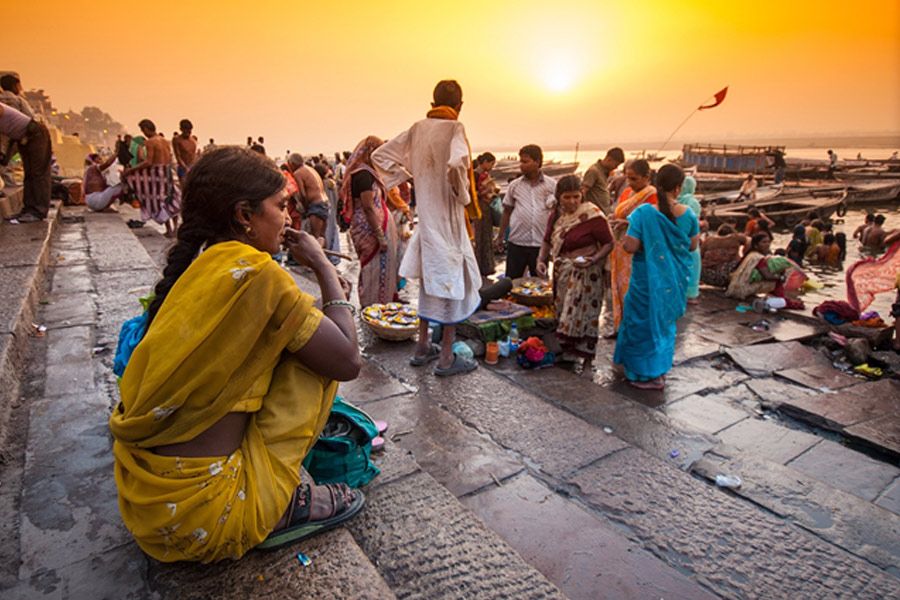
[
  {"xmin": 434, "ymin": 354, "xmax": 478, "ymax": 377},
  {"xmin": 627, "ymin": 377, "xmax": 665, "ymax": 390},
  {"xmin": 409, "ymin": 343, "xmax": 441, "ymax": 366},
  {"xmin": 256, "ymin": 481, "xmax": 365, "ymax": 550}
]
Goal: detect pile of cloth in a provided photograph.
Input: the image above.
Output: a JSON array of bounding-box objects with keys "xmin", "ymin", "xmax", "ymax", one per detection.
[
  {"xmin": 516, "ymin": 337, "xmax": 555, "ymax": 370},
  {"xmin": 813, "ymin": 300, "xmax": 886, "ymax": 327}
]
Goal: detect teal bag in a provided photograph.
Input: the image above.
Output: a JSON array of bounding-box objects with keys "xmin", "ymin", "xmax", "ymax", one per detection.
[{"xmin": 302, "ymin": 396, "xmax": 380, "ymax": 488}]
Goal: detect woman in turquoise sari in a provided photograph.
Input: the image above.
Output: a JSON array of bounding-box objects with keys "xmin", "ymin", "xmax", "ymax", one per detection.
[
  {"xmin": 677, "ymin": 175, "xmax": 702, "ymax": 304},
  {"xmin": 614, "ymin": 164, "xmax": 698, "ymax": 390}
]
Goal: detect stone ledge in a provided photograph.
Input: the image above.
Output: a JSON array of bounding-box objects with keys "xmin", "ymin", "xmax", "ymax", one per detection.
[
  {"xmin": 0, "ymin": 204, "xmax": 59, "ymax": 454},
  {"xmin": 570, "ymin": 447, "xmax": 900, "ymax": 598},
  {"xmin": 693, "ymin": 454, "xmax": 900, "ymax": 573},
  {"xmin": 348, "ymin": 471, "xmax": 564, "ymax": 599},
  {"xmin": 148, "ymin": 528, "xmax": 395, "ymax": 600}
]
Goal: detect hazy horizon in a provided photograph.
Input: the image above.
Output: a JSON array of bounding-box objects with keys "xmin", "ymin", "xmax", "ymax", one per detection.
[{"xmin": 7, "ymin": 1, "xmax": 899, "ymax": 156}]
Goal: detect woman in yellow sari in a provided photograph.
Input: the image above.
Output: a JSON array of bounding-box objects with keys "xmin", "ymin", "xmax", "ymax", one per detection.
[
  {"xmin": 110, "ymin": 147, "xmax": 364, "ymax": 563},
  {"xmin": 608, "ymin": 159, "xmax": 658, "ymax": 331}
]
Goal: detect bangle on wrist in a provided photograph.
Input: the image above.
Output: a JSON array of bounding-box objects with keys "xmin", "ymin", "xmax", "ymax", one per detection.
[{"xmin": 322, "ymin": 299, "xmax": 356, "ymax": 315}]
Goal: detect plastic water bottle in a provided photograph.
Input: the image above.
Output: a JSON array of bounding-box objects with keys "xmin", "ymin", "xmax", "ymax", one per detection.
[{"xmin": 509, "ymin": 323, "xmax": 520, "ymax": 345}]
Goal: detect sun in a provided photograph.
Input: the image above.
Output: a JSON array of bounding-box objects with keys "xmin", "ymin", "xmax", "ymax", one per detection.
[{"xmin": 539, "ymin": 59, "xmax": 579, "ymax": 94}]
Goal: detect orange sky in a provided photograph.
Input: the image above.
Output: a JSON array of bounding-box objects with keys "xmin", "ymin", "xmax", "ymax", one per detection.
[{"xmin": 6, "ymin": 1, "xmax": 900, "ymax": 155}]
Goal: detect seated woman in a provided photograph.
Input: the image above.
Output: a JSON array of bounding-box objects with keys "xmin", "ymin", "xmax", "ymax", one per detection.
[
  {"xmin": 727, "ymin": 233, "xmax": 809, "ymax": 308},
  {"xmin": 700, "ymin": 224, "xmax": 747, "ymax": 288},
  {"xmin": 537, "ymin": 175, "xmax": 613, "ymax": 369},
  {"xmin": 613, "ymin": 164, "xmax": 698, "ymax": 390},
  {"xmin": 110, "ymin": 147, "xmax": 364, "ymax": 563}
]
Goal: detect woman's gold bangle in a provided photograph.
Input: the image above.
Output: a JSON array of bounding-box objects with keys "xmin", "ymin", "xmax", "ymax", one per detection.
[{"xmin": 322, "ymin": 300, "xmax": 357, "ymax": 315}]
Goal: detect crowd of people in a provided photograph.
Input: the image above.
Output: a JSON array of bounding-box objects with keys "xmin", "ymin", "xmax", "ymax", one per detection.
[{"xmin": 4, "ymin": 74, "xmax": 899, "ymax": 564}]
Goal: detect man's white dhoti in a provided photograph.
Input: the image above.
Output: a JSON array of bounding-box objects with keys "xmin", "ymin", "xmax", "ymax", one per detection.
[{"xmin": 373, "ymin": 118, "xmax": 481, "ymax": 324}]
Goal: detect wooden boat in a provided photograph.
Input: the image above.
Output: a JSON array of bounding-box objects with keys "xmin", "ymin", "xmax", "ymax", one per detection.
[
  {"xmin": 690, "ymin": 172, "xmax": 754, "ymax": 193},
  {"xmin": 681, "ymin": 143, "xmax": 783, "ymax": 174},
  {"xmin": 705, "ymin": 189, "xmax": 848, "ymax": 229},
  {"xmin": 699, "ymin": 184, "xmax": 784, "ymax": 206},
  {"xmin": 843, "ymin": 180, "xmax": 900, "ymax": 205},
  {"xmin": 491, "ymin": 159, "xmax": 578, "ymax": 179},
  {"xmin": 836, "ymin": 167, "xmax": 900, "ymax": 180}
]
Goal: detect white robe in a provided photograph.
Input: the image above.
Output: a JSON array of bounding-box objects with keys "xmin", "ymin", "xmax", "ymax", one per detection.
[{"xmin": 372, "ymin": 118, "xmax": 481, "ymax": 324}]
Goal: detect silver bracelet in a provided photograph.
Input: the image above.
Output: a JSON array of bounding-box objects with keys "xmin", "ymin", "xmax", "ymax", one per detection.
[{"xmin": 322, "ymin": 299, "xmax": 357, "ymax": 315}]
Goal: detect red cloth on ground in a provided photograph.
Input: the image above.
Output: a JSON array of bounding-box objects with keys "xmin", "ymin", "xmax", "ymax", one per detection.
[
  {"xmin": 846, "ymin": 241, "xmax": 900, "ymax": 311},
  {"xmin": 812, "ymin": 300, "xmax": 860, "ymax": 322}
]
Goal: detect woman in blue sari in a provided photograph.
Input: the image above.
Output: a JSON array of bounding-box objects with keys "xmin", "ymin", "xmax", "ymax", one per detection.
[{"xmin": 614, "ymin": 164, "xmax": 698, "ymax": 390}]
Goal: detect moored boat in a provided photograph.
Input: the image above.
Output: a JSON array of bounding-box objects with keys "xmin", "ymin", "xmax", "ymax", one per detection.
[
  {"xmin": 681, "ymin": 143, "xmax": 783, "ymax": 174},
  {"xmin": 492, "ymin": 159, "xmax": 579, "ymax": 179},
  {"xmin": 705, "ymin": 189, "xmax": 848, "ymax": 229},
  {"xmin": 843, "ymin": 180, "xmax": 900, "ymax": 205},
  {"xmin": 699, "ymin": 184, "xmax": 784, "ymax": 206}
]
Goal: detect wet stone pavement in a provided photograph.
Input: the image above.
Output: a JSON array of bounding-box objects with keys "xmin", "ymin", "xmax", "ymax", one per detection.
[{"xmin": 1, "ymin": 203, "xmax": 899, "ymax": 599}]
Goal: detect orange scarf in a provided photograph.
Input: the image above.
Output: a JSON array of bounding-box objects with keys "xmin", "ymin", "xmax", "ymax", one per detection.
[{"xmin": 426, "ymin": 106, "xmax": 481, "ymax": 238}]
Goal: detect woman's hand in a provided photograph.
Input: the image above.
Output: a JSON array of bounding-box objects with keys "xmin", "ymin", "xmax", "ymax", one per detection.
[
  {"xmin": 573, "ymin": 255, "xmax": 593, "ymax": 268},
  {"xmin": 285, "ymin": 228, "xmax": 330, "ymax": 271},
  {"xmin": 536, "ymin": 260, "xmax": 548, "ymax": 277},
  {"xmin": 378, "ymin": 236, "xmax": 388, "ymax": 253}
]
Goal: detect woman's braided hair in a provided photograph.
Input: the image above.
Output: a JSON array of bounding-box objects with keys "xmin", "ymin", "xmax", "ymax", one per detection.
[
  {"xmin": 655, "ymin": 163, "xmax": 685, "ymax": 224},
  {"xmin": 145, "ymin": 146, "xmax": 285, "ymax": 327}
]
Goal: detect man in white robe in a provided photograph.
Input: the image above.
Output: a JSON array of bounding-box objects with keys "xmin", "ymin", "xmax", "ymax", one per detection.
[{"xmin": 372, "ymin": 80, "xmax": 481, "ymax": 376}]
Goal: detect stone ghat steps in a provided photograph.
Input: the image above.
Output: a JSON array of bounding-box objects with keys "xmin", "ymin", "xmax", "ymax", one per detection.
[
  {"xmin": 360, "ymin": 333, "xmax": 900, "ymax": 598},
  {"xmin": 0, "ymin": 201, "xmax": 58, "ymax": 453},
  {"xmin": 8, "ymin": 206, "xmax": 898, "ymax": 599},
  {"xmin": 126, "ymin": 209, "xmax": 899, "ymax": 599},
  {"xmin": 6, "ymin": 206, "xmax": 566, "ymax": 600}
]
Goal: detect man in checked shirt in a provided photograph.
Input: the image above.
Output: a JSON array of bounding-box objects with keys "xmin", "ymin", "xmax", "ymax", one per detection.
[{"xmin": 495, "ymin": 144, "xmax": 557, "ymax": 278}]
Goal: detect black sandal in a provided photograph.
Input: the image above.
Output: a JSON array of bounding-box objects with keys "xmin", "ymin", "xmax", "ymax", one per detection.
[{"xmin": 256, "ymin": 482, "xmax": 365, "ymax": 550}]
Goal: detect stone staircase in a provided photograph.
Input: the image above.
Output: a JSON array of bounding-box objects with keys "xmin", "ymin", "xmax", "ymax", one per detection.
[{"xmin": 1, "ymin": 204, "xmax": 899, "ymax": 599}]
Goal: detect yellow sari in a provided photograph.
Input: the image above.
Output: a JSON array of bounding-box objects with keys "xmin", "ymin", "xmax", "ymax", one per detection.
[
  {"xmin": 110, "ymin": 241, "xmax": 336, "ymax": 562},
  {"xmin": 609, "ymin": 185, "xmax": 658, "ymax": 330}
]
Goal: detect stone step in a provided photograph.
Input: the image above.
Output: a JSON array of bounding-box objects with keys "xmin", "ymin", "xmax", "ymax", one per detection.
[
  {"xmin": 362, "ymin": 340, "xmax": 900, "ymax": 597},
  {"xmin": 0, "ymin": 203, "xmax": 59, "ymax": 449},
  {"xmin": 0, "ymin": 203, "xmax": 59, "ymax": 590},
  {"xmin": 8, "ymin": 210, "xmax": 396, "ymax": 599},
  {"xmin": 693, "ymin": 451, "xmax": 900, "ymax": 575},
  {"xmin": 360, "ymin": 341, "xmax": 721, "ymax": 598},
  {"xmin": 13, "ymin": 209, "xmax": 566, "ymax": 599}
]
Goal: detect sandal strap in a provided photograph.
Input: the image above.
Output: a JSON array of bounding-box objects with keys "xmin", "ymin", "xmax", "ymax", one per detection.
[
  {"xmin": 289, "ymin": 482, "xmax": 312, "ymax": 526},
  {"xmin": 288, "ymin": 482, "xmax": 352, "ymax": 526}
]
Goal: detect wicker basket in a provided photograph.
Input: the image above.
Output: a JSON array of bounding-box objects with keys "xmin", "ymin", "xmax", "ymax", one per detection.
[
  {"xmin": 510, "ymin": 277, "xmax": 553, "ymax": 307},
  {"xmin": 363, "ymin": 318, "xmax": 418, "ymax": 341}
]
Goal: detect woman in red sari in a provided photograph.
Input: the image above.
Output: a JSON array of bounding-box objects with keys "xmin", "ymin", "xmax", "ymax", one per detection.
[
  {"xmin": 538, "ymin": 175, "xmax": 614, "ymax": 369},
  {"xmin": 338, "ymin": 136, "xmax": 401, "ymax": 307}
]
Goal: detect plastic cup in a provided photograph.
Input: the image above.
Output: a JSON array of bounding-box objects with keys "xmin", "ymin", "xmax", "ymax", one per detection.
[{"xmin": 485, "ymin": 341, "xmax": 499, "ymax": 365}]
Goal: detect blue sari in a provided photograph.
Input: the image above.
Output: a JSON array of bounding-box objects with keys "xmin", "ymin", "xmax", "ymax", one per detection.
[
  {"xmin": 613, "ymin": 204, "xmax": 696, "ymax": 381},
  {"xmin": 677, "ymin": 176, "xmax": 702, "ymax": 299}
]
